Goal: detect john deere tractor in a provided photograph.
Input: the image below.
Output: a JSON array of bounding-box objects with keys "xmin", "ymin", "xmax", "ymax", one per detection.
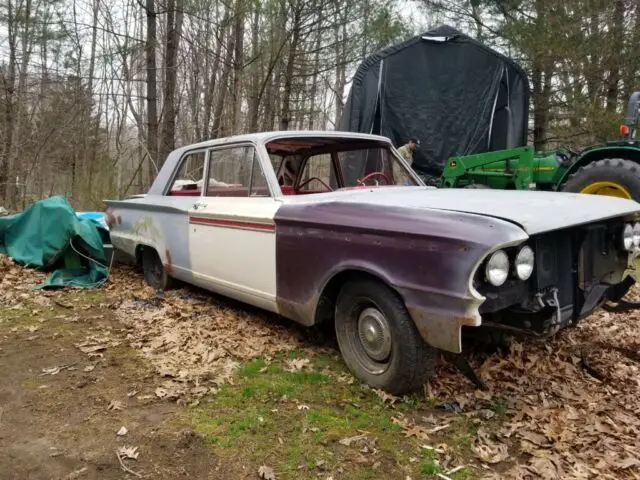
[{"xmin": 440, "ymin": 91, "xmax": 640, "ymax": 200}]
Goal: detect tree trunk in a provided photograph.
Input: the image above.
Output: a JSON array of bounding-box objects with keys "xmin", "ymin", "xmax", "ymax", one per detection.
[
  {"xmin": 280, "ymin": 3, "xmax": 301, "ymax": 130},
  {"xmin": 6, "ymin": 0, "xmax": 33, "ymax": 208},
  {"xmin": 203, "ymin": 6, "xmax": 228, "ymax": 139},
  {"xmin": 145, "ymin": 0, "xmax": 159, "ymax": 181},
  {"xmin": 308, "ymin": 5, "xmax": 322, "ymax": 129},
  {"xmin": 605, "ymin": 0, "xmax": 624, "ymax": 112},
  {"xmin": 531, "ymin": 0, "xmax": 551, "ymax": 150},
  {"xmin": 231, "ymin": 0, "xmax": 245, "ymax": 133},
  {"xmin": 211, "ymin": 11, "xmax": 236, "ymax": 138},
  {"xmin": 333, "ymin": 12, "xmax": 347, "ymax": 127},
  {"xmin": 0, "ymin": 0, "xmax": 17, "ymax": 203},
  {"xmin": 247, "ymin": 2, "xmax": 261, "ymax": 132},
  {"xmin": 159, "ymin": 0, "xmax": 184, "ymax": 165}
]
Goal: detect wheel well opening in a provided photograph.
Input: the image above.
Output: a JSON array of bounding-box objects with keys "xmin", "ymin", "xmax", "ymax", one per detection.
[
  {"xmin": 135, "ymin": 244, "xmax": 155, "ymax": 268},
  {"xmin": 314, "ymin": 270, "xmax": 392, "ymax": 325}
]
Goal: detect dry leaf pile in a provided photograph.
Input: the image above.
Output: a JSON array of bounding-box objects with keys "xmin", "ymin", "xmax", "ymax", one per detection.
[
  {"xmin": 427, "ymin": 302, "xmax": 640, "ymax": 479},
  {"xmin": 105, "ymin": 268, "xmax": 302, "ymax": 401},
  {"xmin": 0, "ymin": 256, "xmax": 48, "ymax": 308}
]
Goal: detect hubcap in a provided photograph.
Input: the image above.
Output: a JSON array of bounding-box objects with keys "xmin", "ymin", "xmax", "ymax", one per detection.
[
  {"xmin": 357, "ymin": 308, "xmax": 392, "ymax": 361},
  {"xmin": 580, "ymin": 181, "xmax": 632, "ymax": 199}
]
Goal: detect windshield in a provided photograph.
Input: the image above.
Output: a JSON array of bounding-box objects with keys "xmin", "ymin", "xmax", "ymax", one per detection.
[{"xmin": 267, "ymin": 139, "xmax": 419, "ymax": 194}]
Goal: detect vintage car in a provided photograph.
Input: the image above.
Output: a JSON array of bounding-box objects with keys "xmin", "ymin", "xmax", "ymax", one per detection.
[{"xmin": 105, "ymin": 131, "xmax": 640, "ymax": 394}]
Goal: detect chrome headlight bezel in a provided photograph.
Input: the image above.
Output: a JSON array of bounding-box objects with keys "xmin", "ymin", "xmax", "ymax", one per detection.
[
  {"xmin": 514, "ymin": 245, "xmax": 535, "ymax": 280},
  {"xmin": 485, "ymin": 249, "xmax": 509, "ymax": 287}
]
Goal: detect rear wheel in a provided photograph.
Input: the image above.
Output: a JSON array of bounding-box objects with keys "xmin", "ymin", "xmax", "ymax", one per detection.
[
  {"xmin": 141, "ymin": 247, "xmax": 174, "ymax": 291},
  {"xmin": 334, "ymin": 279, "xmax": 437, "ymax": 395},
  {"xmin": 560, "ymin": 158, "xmax": 640, "ymax": 201}
]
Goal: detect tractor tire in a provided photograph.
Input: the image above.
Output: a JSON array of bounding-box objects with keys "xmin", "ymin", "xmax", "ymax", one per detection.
[{"xmin": 560, "ymin": 158, "xmax": 640, "ymax": 201}]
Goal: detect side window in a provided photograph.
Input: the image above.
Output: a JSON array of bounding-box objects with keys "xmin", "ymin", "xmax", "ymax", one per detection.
[
  {"xmin": 206, "ymin": 146, "xmax": 270, "ymax": 197},
  {"xmin": 298, "ymin": 153, "xmax": 337, "ymax": 192},
  {"xmin": 167, "ymin": 151, "xmax": 206, "ymax": 196}
]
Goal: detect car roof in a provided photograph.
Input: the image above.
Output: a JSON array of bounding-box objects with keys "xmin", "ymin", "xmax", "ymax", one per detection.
[{"xmin": 169, "ymin": 130, "xmax": 394, "ymax": 155}]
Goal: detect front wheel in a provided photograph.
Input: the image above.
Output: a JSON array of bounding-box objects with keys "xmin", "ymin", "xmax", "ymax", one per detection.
[{"xmin": 334, "ymin": 279, "xmax": 437, "ymax": 395}]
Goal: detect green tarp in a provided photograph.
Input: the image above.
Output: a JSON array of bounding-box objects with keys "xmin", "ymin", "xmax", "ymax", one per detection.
[{"xmin": 0, "ymin": 196, "xmax": 108, "ymax": 288}]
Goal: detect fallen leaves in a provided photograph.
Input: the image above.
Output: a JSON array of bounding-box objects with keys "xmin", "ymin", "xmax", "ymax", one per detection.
[
  {"xmin": 427, "ymin": 290, "xmax": 640, "ymax": 479},
  {"xmin": 107, "ymin": 269, "xmax": 302, "ymax": 403},
  {"xmin": 116, "ymin": 446, "xmax": 141, "ymax": 478},
  {"xmin": 373, "ymin": 388, "xmax": 400, "ymax": 405},
  {"xmin": 117, "ymin": 445, "xmax": 139, "ymax": 460},
  {"xmin": 258, "ymin": 465, "xmax": 276, "ymax": 480},
  {"xmin": 107, "ymin": 400, "xmax": 126, "ymax": 411},
  {"xmin": 41, "ymin": 366, "xmax": 67, "ymax": 376},
  {"xmin": 285, "ymin": 357, "xmax": 310, "ymax": 372},
  {"xmin": 472, "ymin": 443, "xmax": 509, "ymax": 464},
  {"xmin": 338, "ymin": 434, "xmax": 368, "ymax": 447}
]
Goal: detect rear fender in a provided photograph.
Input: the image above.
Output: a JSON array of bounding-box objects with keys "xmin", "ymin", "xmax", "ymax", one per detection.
[{"xmin": 558, "ymin": 146, "xmax": 640, "ymax": 186}]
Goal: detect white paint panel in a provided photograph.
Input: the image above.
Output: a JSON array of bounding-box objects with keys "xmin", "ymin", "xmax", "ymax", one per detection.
[{"xmin": 187, "ymin": 197, "xmax": 281, "ymax": 311}]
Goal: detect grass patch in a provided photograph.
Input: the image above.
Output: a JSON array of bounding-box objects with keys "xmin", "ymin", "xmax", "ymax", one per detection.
[
  {"xmin": 186, "ymin": 352, "xmax": 483, "ymax": 480},
  {"xmin": 419, "ymin": 448, "xmax": 443, "ymax": 475}
]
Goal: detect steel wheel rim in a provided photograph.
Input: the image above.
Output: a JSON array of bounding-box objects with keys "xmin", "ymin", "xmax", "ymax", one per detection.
[
  {"xmin": 342, "ymin": 300, "xmax": 393, "ymax": 376},
  {"xmin": 357, "ymin": 307, "xmax": 392, "ymax": 361},
  {"xmin": 580, "ymin": 181, "xmax": 632, "ymax": 199}
]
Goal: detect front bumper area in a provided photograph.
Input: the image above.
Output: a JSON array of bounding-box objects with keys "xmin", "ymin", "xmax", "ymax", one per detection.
[{"xmin": 476, "ymin": 221, "xmax": 634, "ymax": 337}]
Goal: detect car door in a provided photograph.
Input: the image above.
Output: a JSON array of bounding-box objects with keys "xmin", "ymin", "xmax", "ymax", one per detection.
[
  {"xmin": 187, "ymin": 142, "xmax": 280, "ymax": 312},
  {"xmin": 137, "ymin": 148, "xmax": 207, "ymax": 283}
]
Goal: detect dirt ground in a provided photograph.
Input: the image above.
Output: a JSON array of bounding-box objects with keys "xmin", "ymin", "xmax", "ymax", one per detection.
[
  {"xmin": 1, "ymin": 257, "xmax": 640, "ymax": 480},
  {"xmin": 0, "ymin": 295, "xmax": 227, "ymax": 479}
]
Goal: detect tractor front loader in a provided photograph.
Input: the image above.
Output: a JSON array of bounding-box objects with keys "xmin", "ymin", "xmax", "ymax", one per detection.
[{"xmin": 441, "ymin": 91, "xmax": 640, "ymax": 199}]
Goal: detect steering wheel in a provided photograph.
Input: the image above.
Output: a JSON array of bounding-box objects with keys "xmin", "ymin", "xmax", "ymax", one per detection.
[
  {"xmin": 297, "ymin": 176, "xmax": 333, "ymax": 192},
  {"xmin": 357, "ymin": 171, "xmax": 392, "ymax": 186}
]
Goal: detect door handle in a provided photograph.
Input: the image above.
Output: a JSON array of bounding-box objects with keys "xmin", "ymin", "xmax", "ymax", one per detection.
[{"xmin": 193, "ymin": 200, "xmax": 207, "ymax": 210}]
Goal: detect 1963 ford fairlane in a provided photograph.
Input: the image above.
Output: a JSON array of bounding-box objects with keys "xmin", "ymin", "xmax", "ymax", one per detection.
[{"xmin": 105, "ymin": 131, "xmax": 640, "ymax": 394}]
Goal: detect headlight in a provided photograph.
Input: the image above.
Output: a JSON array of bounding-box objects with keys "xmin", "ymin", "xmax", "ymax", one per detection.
[
  {"xmin": 485, "ymin": 250, "xmax": 509, "ymax": 286},
  {"xmin": 514, "ymin": 246, "xmax": 535, "ymax": 280},
  {"xmin": 623, "ymin": 224, "xmax": 634, "ymax": 250},
  {"xmin": 633, "ymin": 223, "xmax": 640, "ymax": 247}
]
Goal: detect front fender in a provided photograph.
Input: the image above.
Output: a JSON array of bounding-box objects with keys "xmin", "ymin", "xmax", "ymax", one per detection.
[{"xmin": 274, "ymin": 201, "xmax": 529, "ymax": 352}]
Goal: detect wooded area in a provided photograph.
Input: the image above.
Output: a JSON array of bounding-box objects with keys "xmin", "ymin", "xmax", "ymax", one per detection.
[{"xmin": 0, "ymin": 0, "xmax": 638, "ymax": 209}]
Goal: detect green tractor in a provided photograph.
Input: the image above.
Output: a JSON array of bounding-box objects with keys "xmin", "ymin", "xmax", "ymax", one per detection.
[{"xmin": 440, "ymin": 91, "xmax": 640, "ymax": 200}]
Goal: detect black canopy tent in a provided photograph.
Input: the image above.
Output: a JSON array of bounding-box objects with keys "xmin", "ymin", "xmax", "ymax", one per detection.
[{"xmin": 337, "ymin": 25, "xmax": 530, "ymax": 180}]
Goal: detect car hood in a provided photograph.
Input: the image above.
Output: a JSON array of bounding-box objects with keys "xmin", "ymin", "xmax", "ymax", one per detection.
[{"xmin": 304, "ymin": 187, "xmax": 640, "ymax": 235}]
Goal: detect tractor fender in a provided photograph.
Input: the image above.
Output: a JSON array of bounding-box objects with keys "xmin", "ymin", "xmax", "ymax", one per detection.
[{"xmin": 558, "ymin": 145, "xmax": 640, "ymax": 187}]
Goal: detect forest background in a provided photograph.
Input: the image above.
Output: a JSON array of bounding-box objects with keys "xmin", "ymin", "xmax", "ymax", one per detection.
[{"xmin": 0, "ymin": 0, "xmax": 637, "ymax": 209}]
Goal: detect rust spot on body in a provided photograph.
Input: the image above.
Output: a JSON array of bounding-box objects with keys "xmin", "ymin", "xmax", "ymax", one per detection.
[
  {"xmin": 164, "ymin": 249, "xmax": 173, "ymax": 274},
  {"xmin": 105, "ymin": 209, "xmax": 117, "ymax": 229}
]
